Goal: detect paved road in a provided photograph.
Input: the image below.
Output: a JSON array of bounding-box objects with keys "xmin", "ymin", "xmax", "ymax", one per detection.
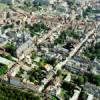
[
  {"xmin": 55, "ymin": 29, "xmax": 96, "ymax": 71},
  {"xmin": 69, "ymin": 29, "xmax": 95, "ymax": 58}
]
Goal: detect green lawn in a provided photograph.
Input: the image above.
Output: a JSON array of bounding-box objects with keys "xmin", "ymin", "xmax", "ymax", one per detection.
[{"xmin": 0, "ymin": 3, "xmax": 9, "ymax": 11}]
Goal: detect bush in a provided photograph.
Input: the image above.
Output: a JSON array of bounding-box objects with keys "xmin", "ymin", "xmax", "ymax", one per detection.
[
  {"xmin": 95, "ymin": 75, "xmax": 100, "ymax": 86},
  {"xmin": 61, "ymin": 82, "xmax": 75, "ymax": 99},
  {"xmin": 31, "ymin": 51, "xmax": 37, "ymax": 60},
  {"xmin": 84, "ymin": 42, "xmax": 100, "ymax": 60},
  {"xmin": 3, "ymin": 24, "xmax": 14, "ymax": 30},
  {"xmin": 76, "ymin": 76, "xmax": 85, "ymax": 85},
  {"xmin": 4, "ymin": 42, "xmax": 16, "ymax": 55},
  {"xmin": 25, "ymin": 22, "xmax": 49, "ymax": 37},
  {"xmin": 78, "ymin": 91, "xmax": 88, "ymax": 100},
  {"xmin": 54, "ymin": 29, "xmax": 79, "ymax": 44},
  {"xmin": 0, "ymin": 83, "xmax": 41, "ymax": 100},
  {"xmin": 29, "ymin": 68, "xmax": 46, "ymax": 85},
  {"xmin": 85, "ymin": 74, "xmax": 100, "ymax": 86},
  {"xmin": 0, "ymin": 64, "xmax": 8, "ymax": 75},
  {"xmin": 0, "ymin": 54, "xmax": 13, "ymax": 61}
]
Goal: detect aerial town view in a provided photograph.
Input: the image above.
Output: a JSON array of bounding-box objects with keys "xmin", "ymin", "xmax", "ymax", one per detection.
[{"xmin": 0, "ymin": 0, "xmax": 99, "ymax": 100}]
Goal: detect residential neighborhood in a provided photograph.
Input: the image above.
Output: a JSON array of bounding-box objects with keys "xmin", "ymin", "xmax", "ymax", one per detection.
[{"xmin": 0, "ymin": 0, "xmax": 100, "ymax": 100}]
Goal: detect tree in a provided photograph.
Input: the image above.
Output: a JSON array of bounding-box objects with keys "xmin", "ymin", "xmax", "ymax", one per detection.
[
  {"xmin": 51, "ymin": 96, "xmax": 59, "ymax": 100},
  {"xmin": 79, "ymin": 91, "xmax": 88, "ymax": 100},
  {"xmin": 94, "ymin": 75, "xmax": 100, "ymax": 86},
  {"xmin": 62, "ymin": 82, "xmax": 75, "ymax": 91},
  {"xmin": 46, "ymin": 58, "xmax": 56, "ymax": 65},
  {"xmin": 4, "ymin": 42, "xmax": 16, "ymax": 53},
  {"xmin": 6, "ymin": 12, "xmax": 10, "ymax": 18},
  {"xmin": 31, "ymin": 51, "xmax": 37, "ymax": 59},
  {"xmin": 0, "ymin": 64, "xmax": 8, "ymax": 75},
  {"xmin": 86, "ymin": 6, "xmax": 93, "ymax": 13},
  {"xmin": 57, "ymin": 70, "xmax": 62, "ymax": 76},
  {"xmin": 29, "ymin": 76, "xmax": 35, "ymax": 83},
  {"xmin": 83, "ymin": 76, "xmax": 88, "ymax": 83},
  {"xmin": 0, "ymin": 83, "xmax": 41, "ymax": 100},
  {"xmin": 0, "ymin": 53, "xmax": 13, "ymax": 61},
  {"xmin": 3, "ymin": 24, "xmax": 14, "ymax": 30},
  {"xmin": 84, "ymin": 42, "xmax": 100, "ymax": 60},
  {"xmin": 25, "ymin": 22, "xmax": 49, "ymax": 37},
  {"xmin": 76, "ymin": 15, "xmax": 81, "ymax": 20},
  {"xmin": 76, "ymin": 76, "xmax": 85, "ymax": 85}
]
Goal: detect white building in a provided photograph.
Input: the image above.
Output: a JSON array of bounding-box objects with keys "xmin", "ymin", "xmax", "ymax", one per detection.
[
  {"xmin": 70, "ymin": 89, "xmax": 81, "ymax": 100},
  {"xmin": 64, "ymin": 73, "xmax": 71, "ymax": 82},
  {"xmin": 87, "ymin": 94, "xmax": 94, "ymax": 100}
]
